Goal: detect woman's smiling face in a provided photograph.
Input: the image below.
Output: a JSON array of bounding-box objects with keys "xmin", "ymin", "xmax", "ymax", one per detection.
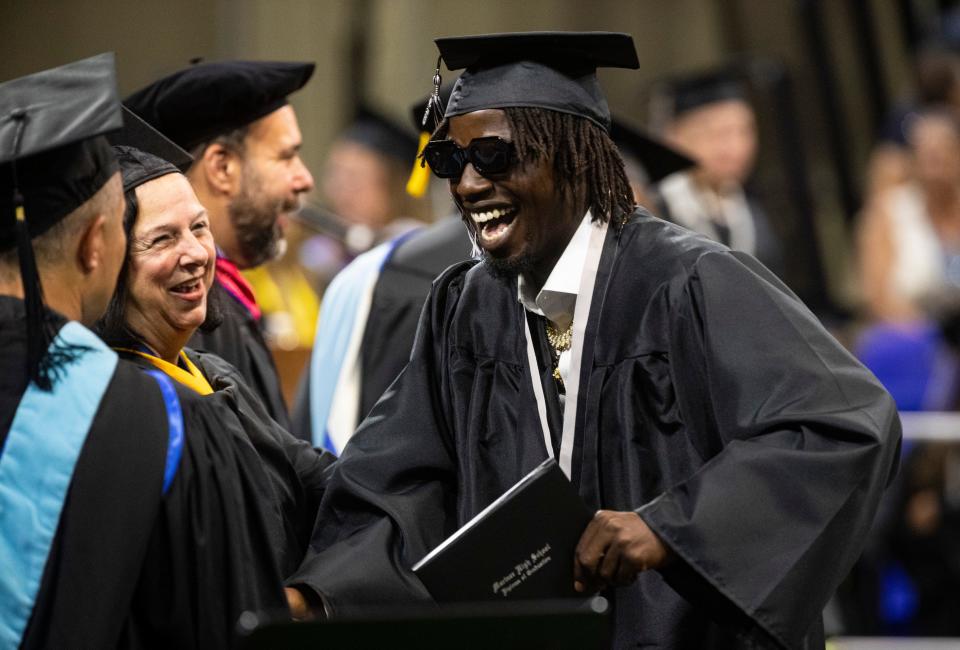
[{"xmin": 124, "ymin": 173, "xmax": 216, "ymax": 350}]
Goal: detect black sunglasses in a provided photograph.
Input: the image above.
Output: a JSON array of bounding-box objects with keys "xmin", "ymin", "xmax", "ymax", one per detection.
[{"xmin": 421, "ymin": 136, "xmax": 515, "ymax": 179}]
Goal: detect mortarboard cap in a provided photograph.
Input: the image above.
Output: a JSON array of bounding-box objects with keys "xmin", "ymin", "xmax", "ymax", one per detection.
[
  {"xmin": 0, "ymin": 52, "xmax": 122, "ymax": 249},
  {"xmin": 109, "ymin": 105, "xmax": 193, "ymax": 174},
  {"xmin": 435, "ymin": 32, "xmax": 639, "ymax": 131},
  {"xmin": 0, "ymin": 52, "xmax": 123, "ymax": 389},
  {"xmin": 124, "ymin": 59, "xmax": 315, "ymax": 152},
  {"xmin": 655, "ymin": 66, "xmax": 749, "ymax": 119},
  {"xmin": 341, "ymin": 106, "xmax": 420, "ymax": 164},
  {"xmin": 609, "ymin": 117, "xmax": 695, "ymax": 183}
]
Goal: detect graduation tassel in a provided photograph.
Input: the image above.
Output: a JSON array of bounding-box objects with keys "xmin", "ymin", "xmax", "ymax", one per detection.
[
  {"xmin": 405, "ymin": 131, "xmax": 432, "ymax": 198},
  {"xmin": 406, "ymin": 57, "xmax": 446, "ymax": 198},
  {"xmin": 12, "ymin": 186, "xmax": 56, "ymax": 389},
  {"xmin": 10, "ymin": 116, "xmax": 81, "ymax": 390}
]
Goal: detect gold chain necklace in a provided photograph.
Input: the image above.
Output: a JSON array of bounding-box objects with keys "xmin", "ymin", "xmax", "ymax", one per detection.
[{"xmin": 545, "ymin": 321, "xmax": 573, "ymax": 383}]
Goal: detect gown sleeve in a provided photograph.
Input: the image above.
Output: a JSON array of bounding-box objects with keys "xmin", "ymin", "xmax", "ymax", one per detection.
[
  {"xmin": 190, "ymin": 349, "xmax": 337, "ymax": 573},
  {"xmin": 637, "ymin": 250, "xmax": 901, "ymax": 649},
  {"xmin": 286, "ymin": 264, "xmax": 475, "ymax": 615}
]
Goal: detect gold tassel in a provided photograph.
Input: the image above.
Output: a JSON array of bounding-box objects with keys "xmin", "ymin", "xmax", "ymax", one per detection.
[{"xmin": 405, "ymin": 131, "xmax": 432, "ymax": 198}]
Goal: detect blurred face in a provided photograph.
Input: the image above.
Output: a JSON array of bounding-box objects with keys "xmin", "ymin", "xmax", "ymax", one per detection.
[
  {"xmin": 910, "ymin": 113, "xmax": 960, "ymax": 190},
  {"xmin": 321, "ymin": 140, "xmax": 395, "ymax": 229},
  {"xmin": 230, "ymin": 104, "xmax": 314, "ymax": 267},
  {"xmin": 668, "ymin": 99, "xmax": 757, "ymax": 190},
  {"xmin": 447, "ymin": 109, "xmax": 583, "ymax": 284},
  {"xmin": 124, "ymin": 173, "xmax": 216, "ymax": 349}
]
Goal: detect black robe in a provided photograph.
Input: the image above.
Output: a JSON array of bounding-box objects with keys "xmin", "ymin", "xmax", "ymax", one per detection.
[
  {"xmin": 358, "ymin": 217, "xmax": 472, "ymax": 421},
  {"xmin": 120, "ymin": 348, "xmax": 337, "ymax": 579},
  {"xmin": 289, "ymin": 211, "xmax": 901, "ymax": 649},
  {"xmin": 290, "ymin": 217, "xmax": 472, "ymax": 442},
  {"xmin": 190, "ymin": 279, "xmax": 292, "ymax": 431},
  {"xmin": 0, "ymin": 298, "xmax": 287, "ymax": 649}
]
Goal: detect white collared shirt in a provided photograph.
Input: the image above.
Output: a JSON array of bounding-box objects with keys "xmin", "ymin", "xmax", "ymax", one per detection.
[{"xmin": 518, "ymin": 211, "xmax": 597, "ymax": 388}]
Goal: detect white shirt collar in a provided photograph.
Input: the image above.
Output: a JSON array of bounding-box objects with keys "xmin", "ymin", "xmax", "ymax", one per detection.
[{"xmin": 518, "ymin": 211, "xmax": 597, "ymax": 329}]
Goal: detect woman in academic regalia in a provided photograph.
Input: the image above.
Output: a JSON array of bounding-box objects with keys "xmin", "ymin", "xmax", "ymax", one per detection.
[{"xmin": 95, "ymin": 143, "xmax": 335, "ymax": 595}]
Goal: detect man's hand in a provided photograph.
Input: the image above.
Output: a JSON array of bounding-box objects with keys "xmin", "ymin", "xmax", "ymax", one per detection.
[{"xmin": 573, "ymin": 510, "xmax": 671, "ymax": 593}]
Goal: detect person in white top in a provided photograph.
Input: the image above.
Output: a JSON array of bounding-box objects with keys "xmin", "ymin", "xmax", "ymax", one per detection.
[{"xmin": 858, "ymin": 108, "xmax": 960, "ymax": 322}]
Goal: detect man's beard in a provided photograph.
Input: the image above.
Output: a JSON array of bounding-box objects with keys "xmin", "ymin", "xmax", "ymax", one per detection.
[
  {"xmin": 481, "ymin": 250, "xmax": 537, "ymax": 285},
  {"xmin": 463, "ymin": 218, "xmax": 536, "ymax": 285},
  {"xmin": 228, "ymin": 164, "xmax": 301, "ymax": 268}
]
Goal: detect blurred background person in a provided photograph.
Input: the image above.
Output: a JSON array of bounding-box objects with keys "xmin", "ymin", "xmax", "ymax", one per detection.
[
  {"xmin": 320, "ymin": 107, "xmax": 430, "ymax": 255},
  {"xmin": 651, "ymin": 66, "xmax": 783, "ymax": 277},
  {"xmin": 858, "ymin": 109, "xmax": 960, "ymax": 326},
  {"xmin": 854, "ymin": 109, "xmax": 960, "ymax": 415}
]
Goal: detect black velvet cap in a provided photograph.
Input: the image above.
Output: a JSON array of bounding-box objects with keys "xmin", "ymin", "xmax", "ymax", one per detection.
[
  {"xmin": 0, "ymin": 52, "xmax": 122, "ymax": 251},
  {"xmin": 108, "ymin": 106, "xmax": 193, "ymax": 173},
  {"xmin": 609, "ymin": 118, "xmax": 695, "ymax": 183},
  {"xmin": 436, "ymin": 32, "xmax": 639, "ymax": 130},
  {"xmin": 657, "ymin": 66, "xmax": 749, "ymax": 118},
  {"xmin": 124, "ymin": 59, "xmax": 315, "ymax": 151},
  {"xmin": 341, "ymin": 106, "xmax": 419, "ymax": 164},
  {"xmin": 113, "ymin": 145, "xmax": 181, "ymax": 195}
]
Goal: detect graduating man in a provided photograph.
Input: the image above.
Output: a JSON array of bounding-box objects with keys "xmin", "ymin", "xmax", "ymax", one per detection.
[
  {"xmin": 287, "ymin": 32, "xmax": 901, "ymax": 649},
  {"xmin": 126, "ymin": 60, "xmax": 316, "ymax": 430},
  {"xmin": 294, "ymin": 94, "xmax": 694, "ymax": 450},
  {"xmin": 0, "ymin": 55, "xmax": 302, "ymax": 649}
]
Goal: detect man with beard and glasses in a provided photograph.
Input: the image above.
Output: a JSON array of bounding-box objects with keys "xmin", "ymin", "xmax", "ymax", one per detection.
[
  {"xmin": 285, "ymin": 32, "xmax": 901, "ymax": 649},
  {"xmin": 126, "ymin": 60, "xmax": 315, "ymax": 430}
]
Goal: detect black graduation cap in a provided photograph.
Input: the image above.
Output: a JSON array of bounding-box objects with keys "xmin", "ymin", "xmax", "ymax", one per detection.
[
  {"xmin": 124, "ymin": 59, "xmax": 315, "ymax": 152},
  {"xmin": 435, "ymin": 32, "xmax": 639, "ymax": 131},
  {"xmin": 109, "ymin": 106, "xmax": 194, "ymax": 175},
  {"xmin": 0, "ymin": 52, "xmax": 123, "ymax": 388},
  {"xmin": 609, "ymin": 118, "xmax": 695, "ymax": 183},
  {"xmin": 340, "ymin": 106, "xmax": 420, "ymax": 164},
  {"xmin": 654, "ymin": 65, "xmax": 749, "ymax": 119}
]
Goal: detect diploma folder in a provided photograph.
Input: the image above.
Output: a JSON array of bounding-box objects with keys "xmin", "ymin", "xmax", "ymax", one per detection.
[{"xmin": 412, "ymin": 457, "xmax": 594, "ymax": 602}]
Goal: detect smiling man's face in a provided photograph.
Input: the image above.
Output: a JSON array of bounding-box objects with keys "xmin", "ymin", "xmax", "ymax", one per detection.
[{"xmin": 447, "ymin": 109, "xmax": 584, "ymax": 284}]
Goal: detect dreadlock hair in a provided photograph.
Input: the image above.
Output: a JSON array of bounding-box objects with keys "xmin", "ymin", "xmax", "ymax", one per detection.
[
  {"xmin": 435, "ymin": 107, "xmax": 636, "ymax": 227},
  {"xmin": 503, "ymin": 107, "xmax": 635, "ymax": 226}
]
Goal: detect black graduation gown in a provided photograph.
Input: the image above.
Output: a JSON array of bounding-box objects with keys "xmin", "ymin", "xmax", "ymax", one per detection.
[
  {"xmin": 123, "ymin": 347, "xmax": 336, "ymax": 578},
  {"xmin": 190, "ymin": 279, "xmax": 292, "ymax": 431},
  {"xmin": 0, "ymin": 298, "xmax": 287, "ymax": 649},
  {"xmin": 290, "ymin": 217, "xmax": 471, "ymax": 442},
  {"xmin": 288, "ymin": 211, "xmax": 901, "ymax": 649},
  {"xmin": 358, "ymin": 217, "xmax": 472, "ymax": 420}
]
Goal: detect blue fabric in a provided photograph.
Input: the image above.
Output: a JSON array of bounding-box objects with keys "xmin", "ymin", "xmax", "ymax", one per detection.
[
  {"xmin": 309, "ymin": 240, "xmax": 398, "ymax": 451},
  {"xmin": 856, "ymin": 320, "xmax": 959, "ymax": 411},
  {"xmin": 143, "ymin": 370, "xmax": 183, "ymax": 495},
  {"xmin": 0, "ymin": 322, "xmax": 117, "ymax": 648}
]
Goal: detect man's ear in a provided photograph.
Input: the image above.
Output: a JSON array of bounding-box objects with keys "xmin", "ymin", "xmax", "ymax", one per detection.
[
  {"xmin": 200, "ymin": 143, "xmax": 242, "ymax": 196},
  {"xmin": 76, "ymin": 214, "xmax": 108, "ymax": 274}
]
